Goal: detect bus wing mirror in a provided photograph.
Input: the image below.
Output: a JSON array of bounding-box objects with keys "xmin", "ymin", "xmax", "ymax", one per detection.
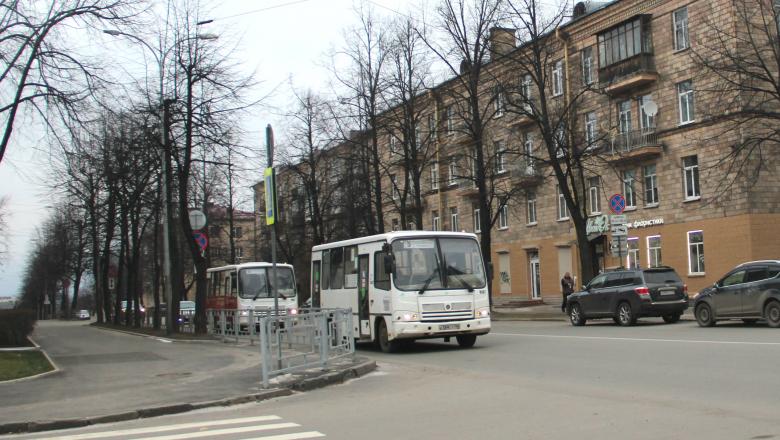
[
  {"xmin": 486, "ymin": 262, "xmax": 494, "ymax": 281},
  {"xmin": 384, "ymin": 255, "xmax": 395, "ymax": 275}
]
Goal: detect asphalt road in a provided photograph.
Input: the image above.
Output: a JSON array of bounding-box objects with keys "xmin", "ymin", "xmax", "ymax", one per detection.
[{"xmin": 7, "ymin": 319, "xmax": 780, "ymax": 440}]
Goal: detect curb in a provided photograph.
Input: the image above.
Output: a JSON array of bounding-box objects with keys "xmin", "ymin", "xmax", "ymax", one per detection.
[
  {"xmin": 92, "ymin": 325, "xmax": 221, "ymax": 343},
  {"xmin": 0, "ymin": 337, "xmax": 61, "ymax": 385},
  {"xmin": 0, "ymin": 361, "xmax": 377, "ymax": 435}
]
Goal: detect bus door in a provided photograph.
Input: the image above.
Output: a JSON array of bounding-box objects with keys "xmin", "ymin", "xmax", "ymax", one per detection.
[
  {"xmin": 358, "ymin": 254, "xmax": 370, "ymax": 337},
  {"xmin": 311, "ymin": 260, "xmax": 321, "ymax": 308}
]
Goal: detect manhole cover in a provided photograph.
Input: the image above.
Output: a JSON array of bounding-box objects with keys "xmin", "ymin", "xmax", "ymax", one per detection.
[{"xmin": 155, "ymin": 372, "xmax": 192, "ymax": 378}]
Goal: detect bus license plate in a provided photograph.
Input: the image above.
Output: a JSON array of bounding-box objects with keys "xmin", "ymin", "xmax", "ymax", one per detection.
[{"xmin": 439, "ymin": 324, "xmax": 460, "ymax": 331}]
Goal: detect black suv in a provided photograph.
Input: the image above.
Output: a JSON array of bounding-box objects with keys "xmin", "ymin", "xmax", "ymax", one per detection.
[
  {"xmin": 567, "ymin": 267, "xmax": 688, "ymax": 326},
  {"xmin": 693, "ymin": 260, "xmax": 780, "ymax": 327}
]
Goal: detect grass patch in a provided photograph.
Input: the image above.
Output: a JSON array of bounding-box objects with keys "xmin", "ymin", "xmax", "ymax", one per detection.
[{"xmin": 0, "ymin": 351, "xmax": 54, "ymax": 381}]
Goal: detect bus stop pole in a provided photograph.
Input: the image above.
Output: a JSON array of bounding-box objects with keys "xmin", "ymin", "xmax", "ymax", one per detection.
[{"xmin": 266, "ymin": 125, "xmax": 282, "ymax": 369}]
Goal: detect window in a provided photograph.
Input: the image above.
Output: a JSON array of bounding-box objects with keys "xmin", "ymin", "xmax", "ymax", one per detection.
[
  {"xmin": 523, "ymin": 134, "xmax": 535, "ymax": 173},
  {"xmin": 432, "ymin": 211, "xmax": 440, "ymax": 231},
  {"xmin": 623, "ymin": 169, "xmax": 637, "ymax": 209},
  {"xmin": 552, "ymin": 60, "xmax": 564, "ymax": 96},
  {"xmin": 494, "ymin": 85, "xmax": 505, "ymax": 117},
  {"xmin": 618, "ymin": 100, "xmax": 632, "ymax": 134},
  {"xmin": 673, "ymin": 7, "xmax": 689, "ymax": 51},
  {"xmin": 431, "ymin": 162, "xmax": 439, "ymax": 190},
  {"xmin": 391, "ymin": 218, "xmax": 399, "ymax": 231},
  {"xmin": 678, "ymin": 80, "xmax": 695, "ymax": 124},
  {"xmin": 526, "ymin": 192, "xmax": 537, "ymax": 225},
  {"xmin": 374, "ymin": 251, "xmax": 390, "ymax": 290},
  {"xmin": 581, "ymin": 47, "xmax": 593, "ymax": 85},
  {"xmin": 644, "ymin": 164, "xmax": 659, "ymax": 205},
  {"xmin": 627, "ymin": 237, "xmax": 639, "ymax": 269},
  {"xmin": 494, "ymin": 141, "xmax": 506, "ymax": 174},
  {"xmin": 446, "ymin": 105, "xmax": 455, "ymax": 134},
  {"xmin": 236, "ymin": 247, "xmax": 243, "ymax": 258},
  {"xmin": 687, "ymin": 230, "xmax": 705, "ymax": 274},
  {"xmin": 414, "ymin": 126, "xmax": 421, "ymax": 146},
  {"xmin": 450, "ymin": 207, "xmax": 459, "ymax": 231},
  {"xmin": 588, "ymin": 177, "xmax": 601, "ymax": 215},
  {"xmin": 428, "ymin": 114, "xmax": 436, "ymax": 139},
  {"xmin": 389, "ymin": 135, "xmax": 397, "ymax": 154},
  {"xmin": 638, "ymin": 95, "xmax": 656, "ymax": 131},
  {"xmin": 329, "ymin": 247, "xmax": 344, "ymax": 289},
  {"xmin": 597, "ymin": 17, "xmax": 650, "ymax": 68},
  {"xmin": 557, "ymin": 185, "xmax": 569, "ymax": 220},
  {"xmin": 344, "ymin": 246, "xmax": 358, "ymax": 288},
  {"xmin": 647, "ymin": 235, "xmax": 662, "ymax": 267},
  {"xmin": 390, "ymin": 174, "xmax": 398, "ymax": 200},
  {"xmin": 498, "ymin": 203, "xmax": 508, "ymax": 229},
  {"xmin": 745, "ymin": 268, "xmax": 768, "ymax": 283},
  {"xmin": 555, "ymin": 127, "xmax": 566, "ymax": 158},
  {"xmin": 232, "ymin": 226, "xmax": 243, "ymax": 238},
  {"xmin": 473, "ymin": 207, "xmax": 481, "ymax": 233},
  {"xmin": 721, "ymin": 270, "xmax": 745, "ymax": 287},
  {"xmin": 682, "ymin": 155, "xmax": 700, "ymax": 200},
  {"xmin": 585, "ymin": 112, "xmax": 597, "ymax": 145},
  {"xmin": 521, "ymin": 74, "xmax": 532, "ymax": 112},
  {"xmin": 448, "ymin": 157, "xmax": 458, "ymax": 186}
]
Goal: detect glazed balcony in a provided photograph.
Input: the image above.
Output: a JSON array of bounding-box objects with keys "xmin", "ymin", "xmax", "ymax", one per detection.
[{"xmin": 599, "ymin": 53, "xmax": 658, "ymax": 95}]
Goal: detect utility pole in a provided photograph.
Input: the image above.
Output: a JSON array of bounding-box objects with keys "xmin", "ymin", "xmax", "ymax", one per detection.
[{"xmin": 265, "ymin": 124, "xmax": 282, "ymax": 368}]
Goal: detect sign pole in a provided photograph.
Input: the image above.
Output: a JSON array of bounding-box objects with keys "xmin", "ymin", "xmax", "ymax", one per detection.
[{"xmin": 265, "ymin": 124, "xmax": 282, "ymax": 370}]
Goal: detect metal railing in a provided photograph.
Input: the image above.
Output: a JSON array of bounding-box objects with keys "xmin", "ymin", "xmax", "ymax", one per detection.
[
  {"xmin": 611, "ymin": 129, "xmax": 659, "ymax": 154},
  {"xmin": 598, "ymin": 52, "xmax": 656, "ymax": 86},
  {"xmin": 259, "ymin": 308, "xmax": 354, "ymax": 388}
]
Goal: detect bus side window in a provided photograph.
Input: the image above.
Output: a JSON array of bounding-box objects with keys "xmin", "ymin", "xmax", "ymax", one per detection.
[
  {"xmin": 374, "ymin": 251, "xmax": 390, "ymax": 291},
  {"xmin": 224, "ymin": 276, "xmax": 231, "ymax": 297},
  {"xmin": 344, "ymin": 246, "xmax": 358, "ymax": 289},
  {"xmin": 230, "ymin": 273, "xmax": 238, "ymax": 296},
  {"xmin": 330, "ymin": 247, "xmax": 344, "ymax": 289},
  {"xmin": 322, "ymin": 250, "xmax": 331, "ymax": 290}
]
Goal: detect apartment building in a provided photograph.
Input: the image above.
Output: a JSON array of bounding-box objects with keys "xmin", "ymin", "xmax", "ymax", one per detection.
[{"xmin": 379, "ymin": 0, "xmax": 780, "ymax": 303}]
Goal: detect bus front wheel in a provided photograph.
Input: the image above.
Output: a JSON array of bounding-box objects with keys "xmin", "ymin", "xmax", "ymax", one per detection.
[
  {"xmin": 377, "ymin": 319, "xmax": 400, "ymax": 353},
  {"xmin": 456, "ymin": 334, "xmax": 477, "ymax": 348}
]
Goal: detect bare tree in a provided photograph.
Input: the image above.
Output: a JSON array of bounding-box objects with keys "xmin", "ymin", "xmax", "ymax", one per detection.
[
  {"xmin": 0, "ymin": 196, "xmax": 8, "ymax": 266},
  {"xmin": 0, "ymin": 0, "xmax": 142, "ymax": 164}
]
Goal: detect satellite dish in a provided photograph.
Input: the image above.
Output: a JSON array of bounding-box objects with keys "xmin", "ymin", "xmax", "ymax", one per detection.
[{"xmin": 644, "ymin": 100, "xmax": 658, "ymax": 117}]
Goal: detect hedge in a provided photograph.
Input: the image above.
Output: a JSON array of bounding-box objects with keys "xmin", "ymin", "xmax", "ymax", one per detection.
[{"xmin": 0, "ymin": 309, "xmax": 36, "ymax": 347}]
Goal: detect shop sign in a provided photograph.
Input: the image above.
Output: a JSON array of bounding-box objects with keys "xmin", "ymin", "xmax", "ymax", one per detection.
[
  {"xmin": 586, "ymin": 215, "xmax": 610, "ymax": 235},
  {"xmin": 626, "ymin": 218, "xmax": 664, "ymax": 229}
]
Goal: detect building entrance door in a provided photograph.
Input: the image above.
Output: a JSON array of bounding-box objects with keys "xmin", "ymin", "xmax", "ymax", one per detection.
[
  {"xmin": 529, "ymin": 253, "xmax": 541, "ymax": 299},
  {"xmin": 499, "ymin": 253, "xmax": 511, "ymax": 294}
]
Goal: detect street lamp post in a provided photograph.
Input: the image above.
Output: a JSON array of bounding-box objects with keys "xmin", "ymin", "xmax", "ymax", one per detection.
[{"xmin": 104, "ymin": 26, "xmax": 217, "ymax": 334}]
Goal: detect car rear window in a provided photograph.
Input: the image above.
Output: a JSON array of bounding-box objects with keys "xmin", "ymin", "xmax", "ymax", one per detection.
[{"xmin": 643, "ymin": 270, "xmax": 682, "ymax": 284}]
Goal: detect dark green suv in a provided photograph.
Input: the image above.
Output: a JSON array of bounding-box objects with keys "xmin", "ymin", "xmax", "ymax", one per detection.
[
  {"xmin": 567, "ymin": 267, "xmax": 688, "ymax": 326},
  {"xmin": 693, "ymin": 261, "xmax": 780, "ymax": 327}
]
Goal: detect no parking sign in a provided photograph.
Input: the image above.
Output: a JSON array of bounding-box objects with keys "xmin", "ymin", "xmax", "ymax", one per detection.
[
  {"xmin": 193, "ymin": 230, "xmax": 208, "ymax": 252},
  {"xmin": 609, "ymin": 194, "xmax": 626, "ymax": 214}
]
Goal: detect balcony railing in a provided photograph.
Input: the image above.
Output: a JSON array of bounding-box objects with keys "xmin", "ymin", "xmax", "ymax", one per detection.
[
  {"xmin": 599, "ymin": 53, "xmax": 657, "ymax": 92},
  {"xmin": 511, "ymin": 164, "xmax": 543, "ymax": 187},
  {"xmin": 611, "ymin": 129, "xmax": 659, "ymax": 153}
]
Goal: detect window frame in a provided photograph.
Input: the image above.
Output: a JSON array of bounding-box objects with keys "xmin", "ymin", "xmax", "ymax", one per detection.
[
  {"xmin": 677, "ymin": 80, "xmax": 695, "ymax": 125},
  {"xmin": 494, "ymin": 141, "xmax": 507, "ymax": 174},
  {"xmin": 673, "ymin": 7, "xmax": 690, "ymax": 51},
  {"xmin": 446, "ymin": 105, "xmax": 455, "ymax": 135},
  {"xmin": 687, "ymin": 230, "xmax": 705, "ymax": 275},
  {"xmin": 623, "ymin": 169, "xmax": 637, "ymax": 209},
  {"xmin": 557, "ymin": 185, "xmax": 569, "ymax": 221},
  {"xmin": 431, "ymin": 161, "xmax": 439, "ymax": 190},
  {"xmin": 585, "ymin": 112, "xmax": 597, "ymax": 146},
  {"xmin": 494, "ymin": 85, "xmax": 505, "ymax": 117},
  {"xmin": 448, "ymin": 157, "xmax": 458, "ymax": 186},
  {"xmin": 526, "ymin": 192, "xmax": 537, "ymax": 225},
  {"xmin": 432, "ymin": 211, "xmax": 440, "ymax": 231},
  {"xmin": 682, "ymin": 155, "xmax": 700, "ymax": 200},
  {"xmin": 552, "ymin": 60, "xmax": 564, "ymax": 97},
  {"xmin": 647, "ymin": 235, "xmax": 662, "ymax": 268},
  {"xmin": 450, "ymin": 207, "xmax": 459, "ymax": 232},
  {"xmin": 498, "ymin": 203, "xmax": 509, "ymax": 230},
  {"xmin": 581, "ymin": 47, "xmax": 593, "ymax": 85},
  {"xmin": 588, "ymin": 176, "xmax": 601, "ymax": 215},
  {"xmin": 473, "ymin": 207, "xmax": 481, "ymax": 233},
  {"xmin": 390, "ymin": 174, "xmax": 398, "ymax": 200},
  {"xmin": 644, "ymin": 164, "xmax": 659, "ymax": 206},
  {"xmin": 627, "ymin": 237, "xmax": 640, "ymax": 269}
]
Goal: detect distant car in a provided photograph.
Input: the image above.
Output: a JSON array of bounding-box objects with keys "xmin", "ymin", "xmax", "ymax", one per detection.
[
  {"xmin": 77, "ymin": 309, "xmax": 90, "ymax": 320},
  {"xmin": 694, "ymin": 260, "xmax": 780, "ymax": 327},
  {"xmin": 566, "ymin": 267, "xmax": 689, "ymax": 326}
]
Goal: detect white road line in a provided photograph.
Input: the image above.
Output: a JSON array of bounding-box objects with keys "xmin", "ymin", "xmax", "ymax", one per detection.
[
  {"xmin": 28, "ymin": 416, "xmax": 282, "ymax": 440},
  {"xmin": 155, "ymin": 338, "xmax": 173, "ymax": 343},
  {"xmin": 241, "ymin": 432, "xmax": 326, "ymax": 440},
  {"xmin": 132, "ymin": 422, "xmax": 299, "ymax": 440},
  {"xmin": 491, "ymin": 332, "xmax": 780, "ymax": 346}
]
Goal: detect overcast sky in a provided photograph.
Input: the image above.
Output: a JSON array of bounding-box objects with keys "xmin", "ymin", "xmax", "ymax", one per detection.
[{"xmin": 0, "ymin": 0, "xmax": 430, "ymax": 298}]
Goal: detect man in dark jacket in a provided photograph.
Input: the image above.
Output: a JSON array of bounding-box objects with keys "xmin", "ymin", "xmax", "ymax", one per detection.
[{"xmin": 561, "ymin": 272, "xmax": 574, "ymax": 312}]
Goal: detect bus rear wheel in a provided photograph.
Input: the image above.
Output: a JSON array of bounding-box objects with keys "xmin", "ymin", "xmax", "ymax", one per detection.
[
  {"xmin": 377, "ymin": 319, "xmax": 400, "ymax": 353},
  {"xmin": 456, "ymin": 334, "xmax": 477, "ymax": 348}
]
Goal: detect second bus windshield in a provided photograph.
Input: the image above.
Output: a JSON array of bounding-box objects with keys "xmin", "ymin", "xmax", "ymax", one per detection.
[
  {"xmin": 391, "ymin": 237, "xmax": 486, "ymax": 291},
  {"xmin": 239, "ymin": 267, "xmax": 296, "ymax": 299}
]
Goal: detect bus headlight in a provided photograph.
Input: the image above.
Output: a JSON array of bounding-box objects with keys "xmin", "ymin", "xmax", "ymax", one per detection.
[
  {"xmin": 476, "ymin": 308, "xmax": 490, "ymax": 318},
  {"xmin": 240, "ymin": 310, "xmax": 249, "ymax": 316},
  {"xmin": 287, "ymin": 307, "xmax": 298, "ymax": 316},
  {"xmin": 395, "ymin": 312, "xmax": 419, "ymax": 322}
]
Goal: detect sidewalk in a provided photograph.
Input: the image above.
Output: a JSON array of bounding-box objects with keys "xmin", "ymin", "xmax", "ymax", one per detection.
[{"xmin": 0, "ymin": 321, "xmax": 376, "ymax": 435}]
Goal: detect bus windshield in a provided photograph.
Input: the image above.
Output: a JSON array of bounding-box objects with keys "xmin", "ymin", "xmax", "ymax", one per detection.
[
  {"xmin": 239, "ymin": 267, "xmax": 296, "ymax": 299},
  {"xmin": 391, "ymin": 237, "xmax": 486, "ymax": 291}
]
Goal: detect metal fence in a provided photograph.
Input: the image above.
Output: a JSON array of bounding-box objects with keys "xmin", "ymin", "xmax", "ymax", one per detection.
[{"xmin": 259, "ymin": 308, "xmax": 354, "ymax": 388}]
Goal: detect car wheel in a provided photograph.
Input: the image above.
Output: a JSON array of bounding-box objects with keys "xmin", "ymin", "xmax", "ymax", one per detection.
[
  {"xmin": 695, "ymin": 303, "xmax": 716, "ymax": 327},
  {"xmin": 377, "ymin": 318, "xmax": 400, "ymax": 353},
  {"xmin": 662, "ymin": 313, "xmax": 681, "ymax": 324},
  {"xmin": 616, "ymin": 302, "xmax": 636, "ymax": 326},
  {"xmin": 764, "ymin": 301, "xmax": 780, "ymax": 328},
  {"xmin": 569, "ymin": 303, "xmax": 586, "ymax": 326},
  {"xmin": 456, "ymin": 335, "xmax": 477, "ymax": 348}
]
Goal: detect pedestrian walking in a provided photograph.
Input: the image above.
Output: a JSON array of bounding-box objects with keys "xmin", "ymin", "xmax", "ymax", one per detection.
[{"xmin": 561, "ymin": 272, "xmax": 574, "ymax": 313}]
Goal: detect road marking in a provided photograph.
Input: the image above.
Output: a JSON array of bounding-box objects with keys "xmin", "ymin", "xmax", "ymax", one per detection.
[
  {"xmin": 242, "ymin": 432, "xmax": 326, "ymax": 440},
  {"xmin": 25, "ymin": 416, "xmax": 282, "ymax": 440},
  {"xmin": 491, "ymin": 332, "xmax": 780, "ymax": 346},
  {"xmin": 155, "ymin": 338, "xmax": 173, "ymax": 343},
  {"xmin": 127, "ymin": 423, "xmax": 299, "ymax": 439}
]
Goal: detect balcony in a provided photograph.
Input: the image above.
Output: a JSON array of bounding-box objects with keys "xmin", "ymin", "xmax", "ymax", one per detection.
[
  {"xmin": 511, "ymin": 165, "xmax": 543, "ymax": 187},
  {"xmin": 457, "ymin": 184, "xmax": 480, "ymax": 198},
  {"xmin": 599, "ymin": 53, "xmax": 658, "ymax": 95},
  {"xmin": 608, "ymin": 129, "xmax": 663, "ymax": 164}
]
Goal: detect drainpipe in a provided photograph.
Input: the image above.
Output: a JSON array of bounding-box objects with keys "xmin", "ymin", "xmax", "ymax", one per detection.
[{"xmin": 429, "ymin": 90, "xmax": 443, "ymax": 227}]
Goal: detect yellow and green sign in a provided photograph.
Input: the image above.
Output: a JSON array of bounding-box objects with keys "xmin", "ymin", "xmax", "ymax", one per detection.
[{"xmin": 264, "ymin": 167, "xmax": 276, "ymax": 225}]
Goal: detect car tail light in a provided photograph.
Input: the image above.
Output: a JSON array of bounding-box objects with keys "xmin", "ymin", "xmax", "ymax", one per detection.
[
  {"xmin": 635, "ymin": 286, "xmax": 651, "ymax": 298},
  {"xmin": 683, "ymin": 284, "xmax": 688, "ymax": 294}
]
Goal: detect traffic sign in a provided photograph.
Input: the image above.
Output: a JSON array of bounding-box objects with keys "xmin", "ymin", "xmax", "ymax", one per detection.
[
  {"xmin": 609, "ymin": 194, "xmax": 626, "ymax": 214},
  {"xmin": 189, "ymin": 209, "xmax": 207, "ymax": 230},
  {"xmin": 611, "ymin": 224, "xmax": 628, "ymax": 236},
  {"xmin": 193, "ymin": 230, "xmax": 208, "ymax": 252},
  {"xmin": 610, "ymin": 214, "xmax": 627, "ymax": 225},
  {"xmin": 264, "ymin": 167, "xmax": 277, "ymax": 225}
]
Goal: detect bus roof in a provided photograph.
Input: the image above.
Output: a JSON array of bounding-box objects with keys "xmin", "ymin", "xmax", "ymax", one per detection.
[
  {"xmin": 311, "ymin": 231, "xmax": 479, "ymax": 252},
  {"xmin": 206, "ymin": 262, "xmax": 294, "ymax": 273}
]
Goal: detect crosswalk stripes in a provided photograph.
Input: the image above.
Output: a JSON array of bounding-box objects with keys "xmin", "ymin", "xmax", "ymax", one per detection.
[{"xmin": 12, "ymin": 414, "xmax": 325, "ymax": 440}]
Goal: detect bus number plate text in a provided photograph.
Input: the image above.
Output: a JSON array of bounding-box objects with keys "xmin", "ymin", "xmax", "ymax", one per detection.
[{"xmin": 439, "ymin": 324, "xmax": 460, "ymax": 331}]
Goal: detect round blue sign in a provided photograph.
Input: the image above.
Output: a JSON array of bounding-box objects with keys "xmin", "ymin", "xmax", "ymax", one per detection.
[{"xmin": 609, "ymin": 194, "xmax": 626, "ymax": 214}]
